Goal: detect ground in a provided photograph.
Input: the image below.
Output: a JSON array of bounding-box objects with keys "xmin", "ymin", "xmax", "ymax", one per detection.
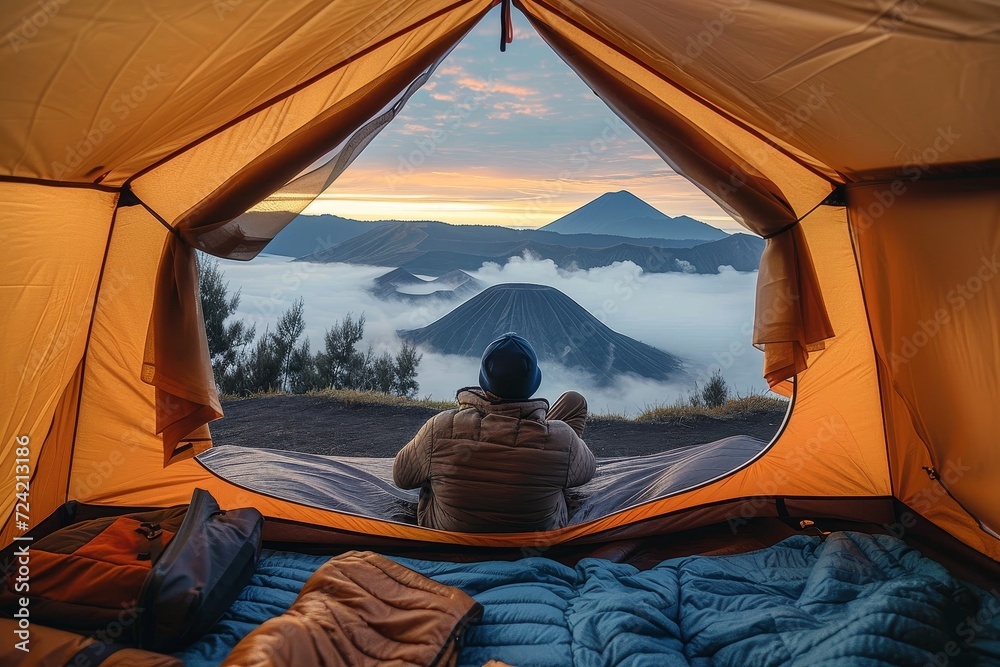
[{"xmin": 212, "ymin": 394, "xmax": 787, "ymax": 457}]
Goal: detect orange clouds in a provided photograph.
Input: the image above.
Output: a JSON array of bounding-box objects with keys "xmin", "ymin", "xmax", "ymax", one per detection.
[
  {"xmin": 487, "ymin": 101, "xmax": 551, "ymax": 120},
  {"xmin": 455, "ymin": 76, "xmax": 538, "ymax": 98}
]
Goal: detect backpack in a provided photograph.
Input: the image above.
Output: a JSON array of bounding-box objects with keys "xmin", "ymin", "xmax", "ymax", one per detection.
[{"xmin": 0, "ymin": 487, "xmax": 262, "ymax": 652}]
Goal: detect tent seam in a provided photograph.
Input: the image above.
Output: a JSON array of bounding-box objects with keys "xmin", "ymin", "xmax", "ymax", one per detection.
[
  {"xmin": 844, "ymin": 207, "xmax": 895, "ymax": 500},
  {"xmin": 0, "ymin": 175, "xmax": 120, "ymax": 192},
  {"xmin": 64, "ymin": 196, "xmax": 124, "ymax": 503},
  {"xmin": 122, "ymin": 0, "xmax": 484, "ymax": 189}
]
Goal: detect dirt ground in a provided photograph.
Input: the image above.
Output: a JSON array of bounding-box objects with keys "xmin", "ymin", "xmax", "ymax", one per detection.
[{"xmin": 212, "ymin": 394, "xmax": 787, "ymax": 457}]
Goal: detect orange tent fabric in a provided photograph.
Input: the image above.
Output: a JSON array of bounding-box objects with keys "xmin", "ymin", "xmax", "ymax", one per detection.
[{"xmin": 0, "ymin": 0, "xmax": 997, "ymax": 567}]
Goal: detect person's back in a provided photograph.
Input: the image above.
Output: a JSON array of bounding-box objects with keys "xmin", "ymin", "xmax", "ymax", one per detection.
[{"xmin": 393, "ymin": 333, "xmax": 596, "ymax": 533}]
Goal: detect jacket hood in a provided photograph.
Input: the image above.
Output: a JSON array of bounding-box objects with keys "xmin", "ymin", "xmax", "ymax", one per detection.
[{"xmin": 457, "ymin": 387, "xmax": 549, "ymax": 420}]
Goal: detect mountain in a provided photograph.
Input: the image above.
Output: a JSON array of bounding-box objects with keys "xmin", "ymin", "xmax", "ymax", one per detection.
[
  {"xmin": 297, "ymin": 220, "xmax": 764, "ymax": 276},
  {"xmin": 399, "ymin": 283, "xmax": 684, "ymax": 385},
  {"xmin": 370, "ymin": 268, "xmax": 485, "ymax": 302},
  {"xmin": 249, "ymin": 213, "xmax": 389, "ymax": 258},
  {"xmin": 258, "ymin": 194, "xmax": 727, "ymax": 259},
  {"xmin": 540, "ymin": 191, "xmax": 728, "ymax": 242},
  {"xmin": 295, "ymin": 219, "xmax": 701, "ymax": 263}
]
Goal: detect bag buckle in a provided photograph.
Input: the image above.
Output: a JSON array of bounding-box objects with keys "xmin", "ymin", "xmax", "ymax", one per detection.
[{"xmin": 135, "ymin": 522, "xmax": 163, "ymax": 540}]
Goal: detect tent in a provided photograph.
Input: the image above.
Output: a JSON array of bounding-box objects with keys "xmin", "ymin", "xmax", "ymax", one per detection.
[{"xmin": 2, "ymin": 0, "xmax": 998, "ymax": 579}]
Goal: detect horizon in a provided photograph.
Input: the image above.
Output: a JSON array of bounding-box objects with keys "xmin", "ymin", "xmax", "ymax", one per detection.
[
  {"xmin": 293, "ymin": 189, "xmax": 737, "ymax": 234},
  {"xmin": 303, "ymin": 5, "xmax": 740, "ymax": 233}
]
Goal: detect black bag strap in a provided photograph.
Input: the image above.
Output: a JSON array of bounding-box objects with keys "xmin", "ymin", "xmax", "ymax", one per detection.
[{"xmin": 64, "ymin": 640, "xmax": 127, "ymax": 666}]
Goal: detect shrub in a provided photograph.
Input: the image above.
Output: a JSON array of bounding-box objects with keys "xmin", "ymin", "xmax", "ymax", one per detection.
[{"xmin": 701, "ymin": 369, "xmax": 729, "ymax": 408}]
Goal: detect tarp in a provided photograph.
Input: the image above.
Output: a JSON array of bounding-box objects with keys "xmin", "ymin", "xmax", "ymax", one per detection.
[{"xmin": 195, "ymin": 437, "xmax": 770, "ymax": 526}]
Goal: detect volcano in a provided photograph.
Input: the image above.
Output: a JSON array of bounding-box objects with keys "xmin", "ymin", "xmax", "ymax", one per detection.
[
  {"xmin": 540, "ymin": 190, "xmax": 728, "ymax": 242},
  {"xmin": 398, "ymin": 283, "xmax": 684, "ymax": 385}
]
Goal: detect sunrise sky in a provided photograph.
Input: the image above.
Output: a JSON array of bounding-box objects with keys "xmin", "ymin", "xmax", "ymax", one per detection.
[{"xmin": 305, "ymin": 6, "xmax": 740, "ymax": 232}]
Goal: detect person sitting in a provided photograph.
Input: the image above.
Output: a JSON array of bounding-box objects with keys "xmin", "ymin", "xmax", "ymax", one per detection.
[{"xmin": 393, "ymin": 332, "xmax": 596, "ymax": 533}]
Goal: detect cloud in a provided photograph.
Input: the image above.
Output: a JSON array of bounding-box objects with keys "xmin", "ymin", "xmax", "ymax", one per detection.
[
  {"xmin": 491, "ymin": 82, "xmax": 539, "ymax": 97},
  {"xmin": 455, "ymin": 76, "xmax": 539, "ymax": 98},
  {"xmin": 220, "ymin": 254, "xmax": 769, "ymax": 418},
  {"xmin": 304, "ymin": 3, "xmax": 742, "ymax": 232},
  {"xmin": 511, "ymin": 25, "xmax": 541, "ymax": 42},
  {"xmin": 487, "ymin": 100, "xmax": 551, "ymax": 120}
]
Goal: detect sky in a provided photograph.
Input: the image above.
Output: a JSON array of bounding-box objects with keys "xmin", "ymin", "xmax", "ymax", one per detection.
[
  {"xmin": 304, "ymin": 5, "xmax": 740, "ymax": 232},
  {"xmin": 218, "ymin": 255, "xmax": 769, "ymax": 418}
]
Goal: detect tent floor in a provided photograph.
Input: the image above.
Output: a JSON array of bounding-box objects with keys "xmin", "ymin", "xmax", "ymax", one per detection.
[
  {"xmin": 7, "ymin": 499, "xmax": 997, "ymax": 589},
  {"xmin": 263, "ymin": 516, "xmax": 872, "ymax": 569}
]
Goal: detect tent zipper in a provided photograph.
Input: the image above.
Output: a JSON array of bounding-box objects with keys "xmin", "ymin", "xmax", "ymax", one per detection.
[{"xmin": 922, "ymin": 465, "xmax": 1000, "ymax": 540}]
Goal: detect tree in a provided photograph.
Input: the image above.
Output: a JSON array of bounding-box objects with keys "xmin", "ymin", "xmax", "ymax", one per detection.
[
  {"xmin": 287, "ymin": 339, "xmax": 321, "ymax": 394},
  {"xmin": 393, "ymin": 342, "xmax": 422, "ymax": 398},
  {"xmin": 272, "ymin": 298, "xmax": 306, "ymax": 390},
  {"xmin": 312, "ymin": 313, "xmax": 421, "ymax": 397},
  {"xmin": 701, "ymin": 369, "xmax": 730, "ymax": 408},
  {"xmin": 315, "ymin": 313, "xmax": 367, "ymax": 390},
  {"xmin": 195, "ymin": 266, "xmax": 422, "ymax": 398},
  {"xmin": 236, "ymin": 326, "xmax": 282, "ymax": 395},
  {"xmin": 229, "ymin": 299, "xmax": 308, "ymax": 395},
  {"xmin": 197, "ymin": 256, "xmax": 255, "ymax": 393},
  {"xmin": 368, "ymin": 351, "xmax": 397, "ymax": 394}
]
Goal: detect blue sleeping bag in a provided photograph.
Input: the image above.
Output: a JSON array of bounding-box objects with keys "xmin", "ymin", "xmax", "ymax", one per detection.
[{"xmin": 175, "ymin": 532, "xmax": 1000, "ymax": 666}]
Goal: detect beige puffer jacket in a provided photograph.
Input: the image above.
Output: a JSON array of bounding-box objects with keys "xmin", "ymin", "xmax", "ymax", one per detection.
[{"xmin": 393, "ymin": 388, "xmax": 596, "ymax": 533}]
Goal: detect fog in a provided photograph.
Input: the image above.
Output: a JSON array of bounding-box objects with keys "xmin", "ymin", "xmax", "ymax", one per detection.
[{"xmin": 217, "ymin": 254, "xmax": 768, "ymax": 416}]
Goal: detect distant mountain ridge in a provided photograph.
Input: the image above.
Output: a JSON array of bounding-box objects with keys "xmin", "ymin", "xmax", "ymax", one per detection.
[
  {"xmin": 260, "ymin": 191, "xmax": 728, "ymax": 258},
  {"xmin": 298, "ymin": 220, "xmax": 763, "ymax": 275},
  {"xmin": 540, "ymin": 191, "xmax": 728, "ymax": 241},
  {"xmin": 370, "ymin": 268, "xmax": 485, "ymax": 302},
  {"xmin": 262, "ymin": 212, "xmax": 706, "ymax": 260},
  {"xmin": 254, "ymin": 213, "xmax": 387, "ymax": 258},
  {"xmin": 399, "ymin": 283, "xmax": 685, "ymax": 385}
]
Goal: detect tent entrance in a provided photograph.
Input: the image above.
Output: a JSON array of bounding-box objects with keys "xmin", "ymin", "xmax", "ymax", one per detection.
[{"xmin": 196, "ymin": 435, "xmax": 772, "ymax": 527}]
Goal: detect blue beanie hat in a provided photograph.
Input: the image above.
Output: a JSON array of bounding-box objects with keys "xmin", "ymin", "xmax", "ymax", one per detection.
[{"xmin": 479, "ymin": 332, "xmax": 542, "ymax": 400}]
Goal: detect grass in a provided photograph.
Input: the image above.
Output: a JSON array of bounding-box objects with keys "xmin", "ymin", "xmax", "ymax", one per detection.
[
  {"xmin": 635, "ymin": 389, "xmax": 789, "ymax": 423},
  {"xmin": 223, "ymin": 387, "xmax": 789, "ymax": 423},
  {"xmin": 221, "ymin": 388, "xmax": 456, "ymax": 411}
]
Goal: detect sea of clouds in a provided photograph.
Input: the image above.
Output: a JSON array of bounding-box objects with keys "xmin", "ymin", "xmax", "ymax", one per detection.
[{"xmin": 216, "ymin": 253, "xmax": 767, "ymax": 416}]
